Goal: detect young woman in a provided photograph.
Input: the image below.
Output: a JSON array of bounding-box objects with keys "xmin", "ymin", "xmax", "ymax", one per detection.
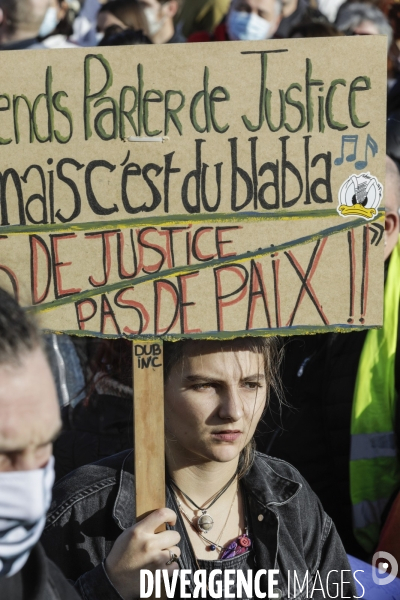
[{"xmin": 42, "ymin": 338, "xmax": 356, "ymax": 599}]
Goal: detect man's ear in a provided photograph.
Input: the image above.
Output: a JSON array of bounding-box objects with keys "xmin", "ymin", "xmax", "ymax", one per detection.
[
  {"xmin": 384, "ymin": 210, "xmax": 400, "ymax": 260},
  {"xmin": 164, "ymin": 0, "xmax": 179, "ymax": 18},
  {"xmin": 0, "ymin": 8, "xmax": 5, "ymax": 26}
]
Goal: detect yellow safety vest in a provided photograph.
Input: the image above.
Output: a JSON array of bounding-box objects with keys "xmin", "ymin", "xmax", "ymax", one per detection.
[{"xmin": 350, "ymin": 241, "xmax": 400, "ymax": 553}]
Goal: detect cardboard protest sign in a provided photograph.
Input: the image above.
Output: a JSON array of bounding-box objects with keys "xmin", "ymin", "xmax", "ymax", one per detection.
[{"xmin": 0, "ymin": 36, "xmax": 387, "ymax": 339}]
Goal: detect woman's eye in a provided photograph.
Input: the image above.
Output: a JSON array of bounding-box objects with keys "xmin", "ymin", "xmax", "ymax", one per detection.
[
  {"xmin": 243, "ymin": 381, "xmax": 262, "ymax": 389},
  {"xmin": 192, "ymin": 383, "xmax": 213, "ymax": 390}
]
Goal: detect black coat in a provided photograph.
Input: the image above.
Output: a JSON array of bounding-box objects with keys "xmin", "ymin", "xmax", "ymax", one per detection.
[
  {"xmin": 53, "ymin": 392, "xmax": 133, "ymax": 482},
  {"xmin": 41, "ymin": 450, "xmax": 356, "ymax": 600},
  {"xmin": 0, "ymin": 543, "xmax": 80, "ymax": 600}
]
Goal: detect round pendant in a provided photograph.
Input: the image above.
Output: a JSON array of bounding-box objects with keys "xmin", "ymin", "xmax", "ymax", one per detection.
[
  {"xmin": 209, "ymin": 544, "xmax": 216, "ymax": 551},
  {"xmin": 197, "ymin": 512, "xmax": 214, "ymax": 532}
]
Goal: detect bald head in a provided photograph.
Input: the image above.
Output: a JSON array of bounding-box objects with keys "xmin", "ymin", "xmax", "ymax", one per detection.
[
  {"xmin": 386, "ymin": 155, "xmax": 400, "ymax": 213},
  {"xmin": 384, "ymin": 155, "xmax": 400, "ymax": 259}
]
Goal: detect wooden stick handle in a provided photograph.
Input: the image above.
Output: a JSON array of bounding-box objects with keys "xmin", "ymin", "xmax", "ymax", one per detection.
[
  {"xmin": 133, "ymin": 340, "xmax": 165, "ymax": 531},
  {"xmin": 133, "ymin": 341, "xmax": 167, "ymax": 600}
]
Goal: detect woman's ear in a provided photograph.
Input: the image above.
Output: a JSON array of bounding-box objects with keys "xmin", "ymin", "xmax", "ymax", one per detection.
[{"xmin": 384, "ymin": 210, "xmax": 399, "ymax": 260}]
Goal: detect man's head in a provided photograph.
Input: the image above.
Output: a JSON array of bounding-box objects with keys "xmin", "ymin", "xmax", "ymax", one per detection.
[
  {"xmin": 335, "ymin": 2, "xmax": 393, "ymax": 47},
  {"xmin": 0, "ymin": 0, "xmax": 52, "ymax": 42},
  {"xmin": 227, "ymin": 0, "xmax": 282, "ymax": 41},
  {"xmin": 0, "ymin": 289, "xmax": 60, "ymax": 472},
  {"xmin": 384, "ymin": 155, "xmax": 400, "ymax": 260},
  {"xmin": 138, "ymin": 0, "xmax": 179, "ymax": 43}
]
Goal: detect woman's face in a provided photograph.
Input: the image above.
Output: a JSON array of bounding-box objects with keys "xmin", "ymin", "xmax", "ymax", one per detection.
[{"xmin": 164, "ymin": 342, "xmax": 267, "ymax": 467}]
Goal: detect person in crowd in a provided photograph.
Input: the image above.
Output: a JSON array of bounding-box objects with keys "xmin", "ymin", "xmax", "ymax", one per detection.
[
  {"xmin": 256, "ymin": 155, "xmax": 400, "ymax": 561},
  {"xmin": 387, "ymin": 110, "xmax": 400, "ymax": 166},
  {"xmin": 188, "ymin": 0, "xmax": 282, "ymax": 43},
  {"xmin": 175, "ymin": 0, "xmax": 230, "ymax": 38},
  {"xmin": 140, "ymin": 0, "xmax": 184, "ymax": 43},
  {"xmin": 347, "ymin": 0, "xmax": 386, "ymax": 6},
  {"xmin": 97, "ymin": 0, "xmax": 147, "ymax": 35},
  {"xmin": 289, "ymin": 17, "xmax": 343, "ymax": 37},
  {"xmin": 316, "ymin": 0, "xmax": 386, "ymax": 23},
  {"xmin": 69, "ymin": 0, "xmax": 100, "ymax": 46},
  {"xmin": 335, "ymin": 1, "xmax": 393, "ymax": 45},
  {"xmin": 37, "ymin": 0, "xmax": 81, "ymax": 48},
  {"xmin": 44, "ymin": 334, "xmax": 86, "ymax": 409},
  {"xmin": 388, "ymin": 2, "xmax": 400, "ymax": 76},
  {"xmin": 53, "ymin": 339, "xmax": 134, "ymax": 481},
  {"xmin": 78, "ymin": 0, "xmax": 179, "ymax": 45},
  {"xmin": 0, "ymin": 288, "xmax": 80, "ymax": 600},
  {"xmin": 99, "ymin": 25, "xmax": 152, "ymax": 44},
  {"xmin": 42, "ymin": 337, "xmax": 356, "ymax": 599},
  {"xmin": 0, "ymin": 0, "xmax": 53, "ymax": 49},
  {"xmin": 386, "ymin": 3, "xmax": 400, "ymax": 113},
  {"xmin": 274, "ymin": 0, "xmax": 324, "ymax": 38},
  {"xmin": 315, "ymin": 0, "xmax": 345, "ymax": 22}
]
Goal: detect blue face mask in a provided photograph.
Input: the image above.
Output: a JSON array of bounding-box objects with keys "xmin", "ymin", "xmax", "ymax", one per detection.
[
  {"xmin": 38, "ymin": 7, "xmax": 59, "ymax": 38},
  {"xmin": 227, "ymin": 9, "xmax": 272, "ymax": 41}
]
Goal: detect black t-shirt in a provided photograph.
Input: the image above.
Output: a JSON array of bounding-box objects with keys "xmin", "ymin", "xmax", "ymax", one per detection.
[{"xmin": 198, "ymin": 552, "xmax": 255, "ymax": 599}]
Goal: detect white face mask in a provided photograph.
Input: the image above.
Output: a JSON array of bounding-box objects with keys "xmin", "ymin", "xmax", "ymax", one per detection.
[
  {"xmin": 144, "ymin": 5, "xmax": 168, "ymax": 37},
  {"xmin": 38, "ymin": 6, "xmax": 59, "ymax": 38},
  {"xmin": 227, "ymin": 9, "xmax": 272, "ymax": 41},
  {"xmin": 95, "ymin": 31, "xmax": 105, "ymax": 44},
  {"xmin": 0, "ymin": 457, "xmax": 55, "ymax": 578}
]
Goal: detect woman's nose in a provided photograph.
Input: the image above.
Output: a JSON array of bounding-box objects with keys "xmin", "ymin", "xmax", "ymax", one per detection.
[{"xmin": 218, "ymin": 386, "xmax": 244, "ymax": 421}]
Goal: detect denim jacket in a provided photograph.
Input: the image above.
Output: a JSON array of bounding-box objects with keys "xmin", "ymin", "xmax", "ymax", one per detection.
[{"xmin": 41, "ymin": 450, "xmax": 356, "ymax": 600}]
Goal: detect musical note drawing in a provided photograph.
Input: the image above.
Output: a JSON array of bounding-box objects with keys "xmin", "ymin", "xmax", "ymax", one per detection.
[
  {"xmin": 334, "ymin": 134, "xmax": 379, "ymax": 170},
  {"xmin": 334, "ymin": 135, "xmax": 358, "ymax": 166},
  {"xmin": 355, "ymin": 134, "xmax": 378, "ymax": 170}
]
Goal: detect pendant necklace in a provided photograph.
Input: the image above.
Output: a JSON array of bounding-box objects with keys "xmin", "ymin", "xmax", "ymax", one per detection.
[
  {"xmin": 176, "ymin": 483, "xmax": 252, "ymax": 558},
  {"xmin": 170, "ymin": 470, "xmax": 237, "ymax": 534}
]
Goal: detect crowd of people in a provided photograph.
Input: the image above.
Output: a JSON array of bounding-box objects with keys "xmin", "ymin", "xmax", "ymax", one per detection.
[
  {"xmin": 0, "ymin": 0, "xmax": 399, "ymax": 56},
  {"xmin": 1, "ymin": 0, "xmax": 400, "ymax": 599}
]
